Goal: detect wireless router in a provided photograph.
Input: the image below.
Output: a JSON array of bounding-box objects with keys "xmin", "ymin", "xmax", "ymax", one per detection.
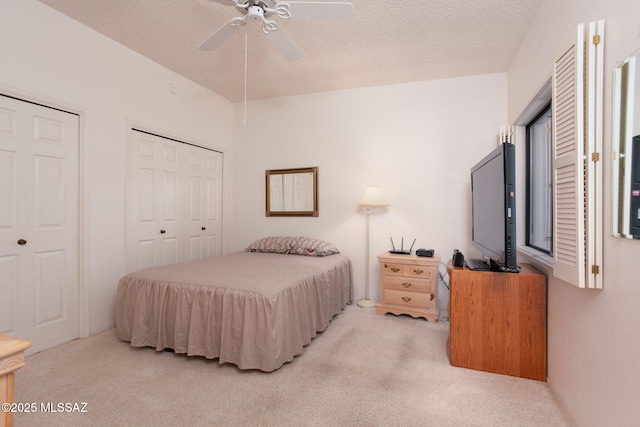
[{"xmin": 389, "ymin": 237, "xmax": 415, "ymax": 255}]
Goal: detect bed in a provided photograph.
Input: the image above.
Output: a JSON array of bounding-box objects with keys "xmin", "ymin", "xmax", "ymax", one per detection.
[{"xmin": 115, "ymin": 237, "xmax": 353, "ymax": 372}]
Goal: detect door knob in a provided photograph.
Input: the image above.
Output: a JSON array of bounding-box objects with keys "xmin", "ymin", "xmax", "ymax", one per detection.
[
  {"xmin": 160, "ymin": 229, "xmax": 166, "ymax": 234},
  {"xmin": 201, "ymin": 227, "xmax": 206, "ymax": 231},
  {"xmin": 17, "ymin": 239, "xmax": 27, "ymax": 245}
]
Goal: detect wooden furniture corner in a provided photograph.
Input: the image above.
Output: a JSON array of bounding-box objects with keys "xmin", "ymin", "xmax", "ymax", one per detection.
[{"xmin": 0, "ymin": 335, "xmax": 31, "ymax": 427}]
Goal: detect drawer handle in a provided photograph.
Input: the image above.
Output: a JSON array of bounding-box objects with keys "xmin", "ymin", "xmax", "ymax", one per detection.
[
  {"xmin": 430, "ymin": 294, "xmax": 434, "ymax": 301},
  {"xmin": 402, "ymin": 282, "xmax": 412, "ymax": 288},
  {"xmin": 390, "ymin": 267, "xmax": 400, "ymax": 273},
  {"xmin": 413, "ymin": 269, "xmax": 424, "ymax": 275},
  {"xmin": 402, "ymin": 296, "xmax": 412, "ymax": 303}
]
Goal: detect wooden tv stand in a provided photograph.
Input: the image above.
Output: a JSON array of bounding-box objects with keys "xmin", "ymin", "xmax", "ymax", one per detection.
[{"xmin": 447, "ymin": 261, "xmax": 547, "ymax": 381}]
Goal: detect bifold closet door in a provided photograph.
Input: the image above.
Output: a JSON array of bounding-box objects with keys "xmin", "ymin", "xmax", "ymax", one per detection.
[
  {"xmin": 182, "ymin": 145, "xmax": 223, "ymax": 261},
  {"xmin": 126, "ymin": 130, "xmax": 222, "ymax": 272},
  {"xmin": 127, "ymin": 131, "xmax": 181, "ymax": 272},
  {"xmin": 0, "ymin": 94, "xmax": 79, "ymax": 354}
]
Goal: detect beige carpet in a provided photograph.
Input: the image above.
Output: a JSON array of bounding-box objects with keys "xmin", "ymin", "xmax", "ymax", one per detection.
[{"xmin": 13, "ymin": 305, "xmax": 574, "ymax": 426}]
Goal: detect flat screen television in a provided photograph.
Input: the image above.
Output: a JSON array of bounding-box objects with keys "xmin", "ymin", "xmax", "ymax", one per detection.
[{"xmin": 469, "ymin": 142, "xmax": 518, "ymax": 273}]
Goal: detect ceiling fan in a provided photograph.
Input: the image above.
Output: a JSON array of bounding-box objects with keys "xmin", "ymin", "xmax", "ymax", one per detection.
[{"xmin": 199, "ymin": 0, "xmax": 354, "ymax": 61}]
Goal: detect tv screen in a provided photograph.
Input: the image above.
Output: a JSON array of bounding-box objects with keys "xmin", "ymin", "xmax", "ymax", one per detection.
[{"xmin": 470, "ymin": 142, "xmax": 518, "ymax": 272}]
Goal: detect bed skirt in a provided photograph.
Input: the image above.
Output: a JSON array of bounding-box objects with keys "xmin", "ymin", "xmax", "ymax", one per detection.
[{"xmin": 115, "ymin": 252, "xmax": 353, "ymax": 371}]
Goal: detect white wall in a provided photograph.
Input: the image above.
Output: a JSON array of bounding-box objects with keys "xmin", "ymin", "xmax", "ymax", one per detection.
[
  {"xmin": 509, "ymin": 0, "xmax": 640, "ymax": 425},
  {"xmin": 0, "ymin": 0, "xmax": 234, "ymax": 334},
  {"xmin": 5, "ymin": 0, "xmax": 635, "ymax": 424},
  {"xmin": 231, "ymin": 74, "xmax": 507, "ymax": 303}
]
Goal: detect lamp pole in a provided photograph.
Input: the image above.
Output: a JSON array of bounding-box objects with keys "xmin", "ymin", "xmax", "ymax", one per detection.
[
  {"xmin": 357, "ymin": 186, "xmax": 389, "ymax": 308},
  {"xmin": 358, "ymin": 206, "xmax": 376, "ymax": 308}
]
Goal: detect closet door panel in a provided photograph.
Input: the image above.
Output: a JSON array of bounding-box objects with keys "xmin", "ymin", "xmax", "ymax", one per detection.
[
  {"xmin": 127, "ymin": 129, "xmax": 223, "ymax": 270},
  {"xmin": 0, "ymin": 94, "xmax": 79, "ymax": 353},
  {"xmin": 183, "ymin": 147, "xmax": 222, "ymax": 261},
  {"xmin": 0, "ymin": 255, "xmax": 19, "ymax": 335}
]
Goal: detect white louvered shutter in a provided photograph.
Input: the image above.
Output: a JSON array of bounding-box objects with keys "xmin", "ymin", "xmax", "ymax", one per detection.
[
  {"xmin": 552, "ymin": 25, "xmax": 585, "ymax": 287},
  {"xmin": 552, "ymin": 21, "xmax": 604, "ymax": 289}
]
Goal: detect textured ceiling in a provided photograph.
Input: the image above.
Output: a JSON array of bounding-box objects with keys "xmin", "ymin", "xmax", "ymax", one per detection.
[{"xmin": 37, "ymin": 0, "xmax": 543, "ymax": 102}]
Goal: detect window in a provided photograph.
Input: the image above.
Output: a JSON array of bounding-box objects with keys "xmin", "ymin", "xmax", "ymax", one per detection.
[{"xmin": 526, "ymin": 103, "xmax": 553, "ymax": 255}]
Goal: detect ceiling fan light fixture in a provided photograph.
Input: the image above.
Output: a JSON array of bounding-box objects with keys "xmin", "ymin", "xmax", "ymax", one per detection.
[
  {"xmin": 247, "ymin": 5, "xmax": 265, "ymax": 22},
  {"xmin": 262, "ymin": 20, "xmax": 280, "ymax": 35},
  {"xmin": 199, "ymin": 0, "xmax": 354, "ymax": 61},
  {"xmin": 229, "ymin": 16, "xmax": 247, "ymax": 28},
  {"xmin": 273, "ymin": 3, "xmax": 292, "ymax": 20}
]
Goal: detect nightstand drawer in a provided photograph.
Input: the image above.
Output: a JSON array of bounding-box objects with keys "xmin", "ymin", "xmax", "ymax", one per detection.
[
  {"xmin": 385, "ymin": 276, "xmax": 432, "ymax": 293},
  {"xmin": 384, "ymin": 290, "xmax": 433, "ymax": 309},
  {"xmin": 382, "ymin": 263, "xmax": 436, "ymax": 279},
  {"xmin": 407, "ymin": 266, "xmax": 434, "ymax": 279},
  {"xmin": 382, "ymin": 262, "xmax": 406, "ymax": 276}
]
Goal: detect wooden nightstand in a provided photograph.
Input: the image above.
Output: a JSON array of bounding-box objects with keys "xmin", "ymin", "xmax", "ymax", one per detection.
[{"xmin": 375, "ymin": 252, "xmax": 440, "ymax": 322}]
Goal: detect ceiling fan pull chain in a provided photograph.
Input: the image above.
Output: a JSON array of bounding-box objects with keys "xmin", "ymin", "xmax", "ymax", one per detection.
[{"xmin": 243, "ymin": 29, "xmax": 248, "ymax": 126}]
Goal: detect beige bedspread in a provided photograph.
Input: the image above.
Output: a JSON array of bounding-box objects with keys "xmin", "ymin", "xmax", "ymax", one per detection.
[{"xmin": 115, "ymin": 251, "xmax": 353, "ymax": 371}]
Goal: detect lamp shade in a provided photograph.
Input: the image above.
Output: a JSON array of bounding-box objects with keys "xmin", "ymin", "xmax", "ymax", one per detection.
[{"xmin": 358, "ymin": 186, "xmax": 390, "ymax": 207}]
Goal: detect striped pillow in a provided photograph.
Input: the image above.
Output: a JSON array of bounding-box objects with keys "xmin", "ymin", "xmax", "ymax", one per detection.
[{"xmin": 246, "ymin": 236, "xmax": 292, "ymax": 254}]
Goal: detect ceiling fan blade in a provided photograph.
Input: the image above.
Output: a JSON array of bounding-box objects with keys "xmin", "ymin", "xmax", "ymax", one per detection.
[
  {"xmin": 266, "ymin": 28, "xmax": 303, "ymax": 61},
  {"xmin": 198, "ymin": 19, "xmax": 242, "ymax": 51},
  {"xmin": 285, "ymin": 2, "xmax": 354, "ymax": 21}
]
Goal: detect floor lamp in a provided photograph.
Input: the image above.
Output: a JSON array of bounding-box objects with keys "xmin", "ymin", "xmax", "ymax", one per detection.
[{"xmin": 357, "ymin": 186, "xmax": 390, "ymax": 308}]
